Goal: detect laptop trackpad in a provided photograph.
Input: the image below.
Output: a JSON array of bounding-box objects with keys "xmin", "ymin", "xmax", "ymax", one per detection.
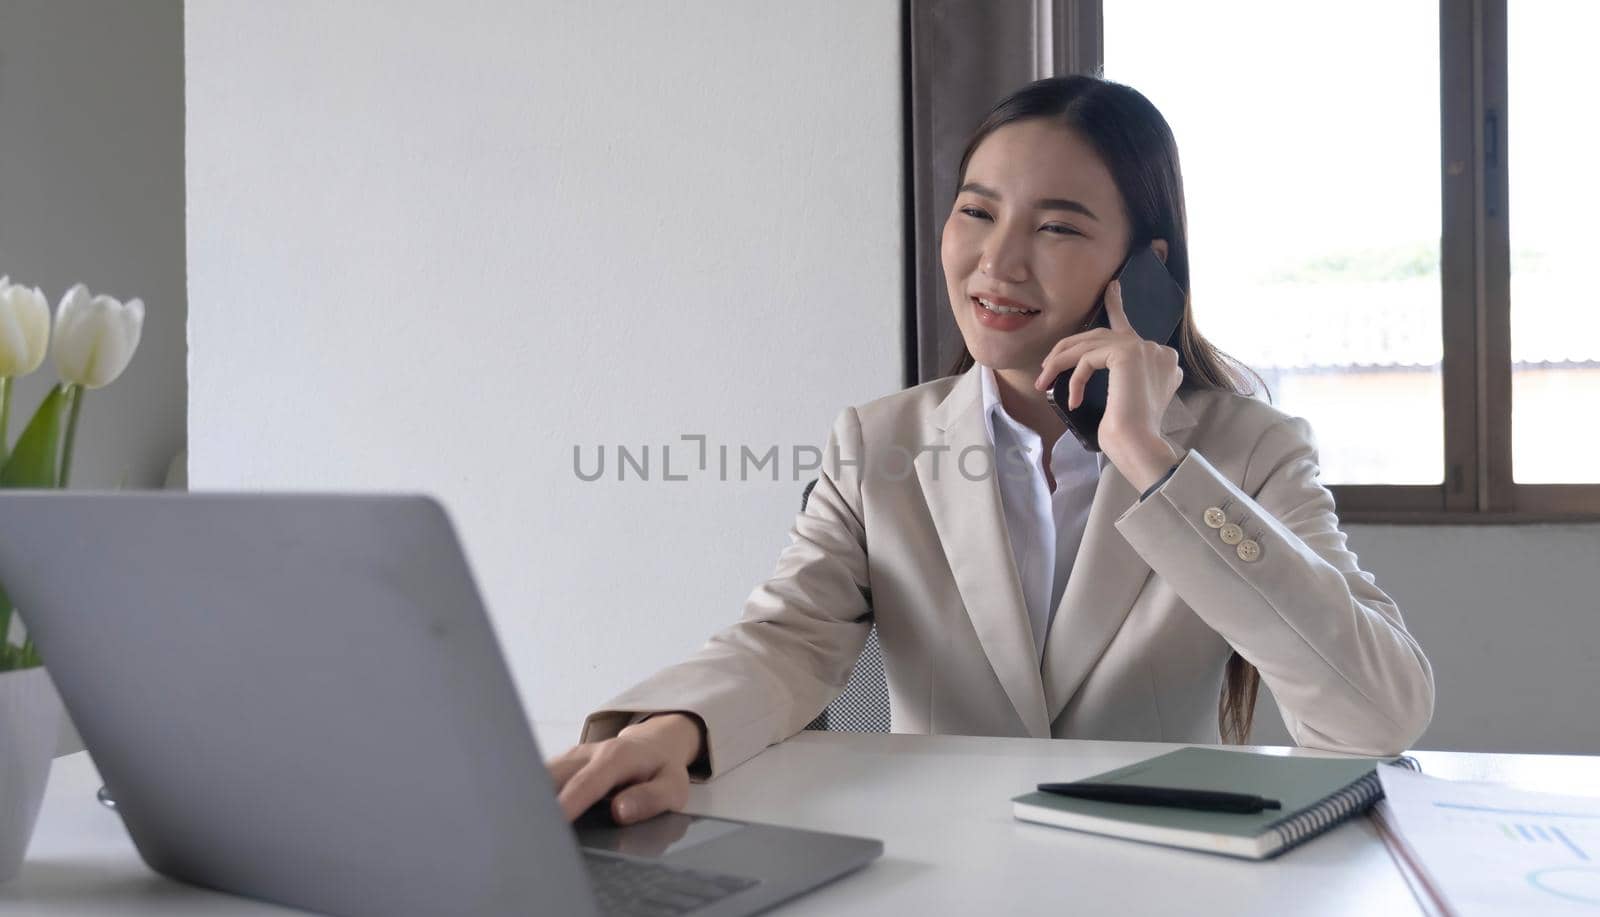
[{"xmin": 575, "ymin": 805, "xmax": 747, "ymax": 860}]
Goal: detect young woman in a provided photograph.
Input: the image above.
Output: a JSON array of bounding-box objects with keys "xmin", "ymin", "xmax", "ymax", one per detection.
[{"xmin": 549, "ymin": 75, "xmax": 1435, "ymax": 827}]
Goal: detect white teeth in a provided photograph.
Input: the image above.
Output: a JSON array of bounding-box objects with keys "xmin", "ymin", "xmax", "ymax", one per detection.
[{"xmin": 977, "ymin": 297, "xmax": 1038, "ymax": 315}]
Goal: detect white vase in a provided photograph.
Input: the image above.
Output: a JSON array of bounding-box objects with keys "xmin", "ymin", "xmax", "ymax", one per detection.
[{"xmin": 0, "ymin": 665, "xmax": 63, "ymax": 882}]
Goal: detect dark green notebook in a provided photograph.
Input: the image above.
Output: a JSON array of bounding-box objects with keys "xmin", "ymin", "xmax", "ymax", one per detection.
[{"xmin": 1011, "ymin": 746, "xmax": 1419, "ymax": 860}]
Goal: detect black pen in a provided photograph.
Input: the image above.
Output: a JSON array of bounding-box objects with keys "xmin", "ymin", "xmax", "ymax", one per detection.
[{"xmin": 1036, "ymin": 782, "xmax": 1282, "ymax": 814}]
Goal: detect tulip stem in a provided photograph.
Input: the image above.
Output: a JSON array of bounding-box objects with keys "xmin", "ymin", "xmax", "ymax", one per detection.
[
  {"xmin": 0, "ymin": 375, "xmax": 10, "ymax": 461},
  {"xmin": 59, "ymin": 384, "xmax": 84, "ymax": 488}
]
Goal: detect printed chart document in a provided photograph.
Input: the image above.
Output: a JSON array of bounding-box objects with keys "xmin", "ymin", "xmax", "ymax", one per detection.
[{"xmin": 1374, "ymin": 765, "xmax": 1600, "ymax": 915}]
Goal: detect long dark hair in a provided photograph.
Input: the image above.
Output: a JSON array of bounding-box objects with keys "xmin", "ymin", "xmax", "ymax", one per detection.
[{"xmin": 946, "ymin": 74, "xmax": 1268, "ymax": 744}]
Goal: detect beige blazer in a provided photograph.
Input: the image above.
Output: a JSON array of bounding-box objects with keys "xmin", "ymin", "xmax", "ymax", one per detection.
[{"xmin": 581, "ymin": 366, "xmax": 1435, "ymax": 780}]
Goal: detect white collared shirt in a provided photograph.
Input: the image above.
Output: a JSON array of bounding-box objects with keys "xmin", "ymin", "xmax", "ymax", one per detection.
[{"xmin": 979, "ymin": 364, "xmax": 1105, "ymax": 665}]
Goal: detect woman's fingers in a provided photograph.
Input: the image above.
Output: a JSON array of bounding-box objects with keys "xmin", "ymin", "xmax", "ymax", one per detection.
[
  {"xmin": 1037, "ymin": 340, "xmax": 1114, "ymax": 391},
  {"xmin": 611, "ymin": 770, "xmax": 691, "ymax": 826},
  {"xmin": 556, "ymin": 739, "xmax": 656, "ymax": 822},
  {"xmin": 1044, "ymin": 326, "xmax": 1112, "ymax": 361},
  {"xmin": 1104, "ymin": 279, "xmax": 1133, "ymax": 333},
  {"xmin": 1036, "ymin": 340, "xmax": 1102, "ymax": 389},
  {"xmin": 546, "ymin": 745, "xmax": 592, "ymax": 790},
  {"xmin": 1036, "ymin": 322, "xmax": 1130, "ymax": 390},
  {"xmin": 1068, "ymin": 348, "xmax": 1112, "ymax": 409}
]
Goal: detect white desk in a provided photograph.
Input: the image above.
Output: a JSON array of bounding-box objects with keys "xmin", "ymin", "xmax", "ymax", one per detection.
[{"xmin": 6, "ymin": 722, "xmax": 1600, "ymax": 915}]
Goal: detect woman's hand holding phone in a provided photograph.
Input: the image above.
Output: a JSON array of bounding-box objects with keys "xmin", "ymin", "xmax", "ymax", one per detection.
[{"xmin": 1032, "ymin": 278, "xmax": 1184, "ymax": 492}]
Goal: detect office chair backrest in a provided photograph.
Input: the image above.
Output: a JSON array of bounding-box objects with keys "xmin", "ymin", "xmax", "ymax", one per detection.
[{"xmin": 797, "ymin": 479, "xmax": 890, "ymax": 733}]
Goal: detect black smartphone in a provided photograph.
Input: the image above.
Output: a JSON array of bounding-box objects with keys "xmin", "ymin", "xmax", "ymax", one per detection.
[{"xmin": 1045, "ymin": 246, "xmax": 1187, "ymax": 452}]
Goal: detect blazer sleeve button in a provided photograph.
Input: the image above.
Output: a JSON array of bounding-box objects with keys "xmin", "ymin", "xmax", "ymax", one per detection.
[
  {"xmin": 1236, "ymin": 539, "xmax": 1261, "ymax": 562},
  {"xmin": 1203, "ymin": 507, "xmax": 1227, "ymax": 528},
  {"xmin": 1219, "ymin": 522, "xmax": 1244, "ymax": 545}
]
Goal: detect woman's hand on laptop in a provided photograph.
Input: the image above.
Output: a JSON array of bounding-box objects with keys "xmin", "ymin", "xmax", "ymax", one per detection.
[{"xmin": 548, "ymin": 712, "xmax": 705, "ymax": 825}]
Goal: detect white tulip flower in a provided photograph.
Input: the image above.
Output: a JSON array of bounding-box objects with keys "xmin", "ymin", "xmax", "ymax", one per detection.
[
  {"xmin": 52, "ymin": 283, "xmax": 144, "ymax": 389},
  {"xmin": 0, "ymin": 276, "xmax": 52, "ymax": 378}
]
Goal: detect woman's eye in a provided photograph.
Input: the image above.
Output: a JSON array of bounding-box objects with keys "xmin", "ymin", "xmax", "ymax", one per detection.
[{"xmin": 959, "ymin": 207, "xmax": 1079, "ymax": 237}]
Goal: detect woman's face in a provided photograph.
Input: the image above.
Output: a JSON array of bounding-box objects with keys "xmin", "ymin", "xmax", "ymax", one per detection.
[{"xmin": 941, "ymin": 119, "xmax": 1133, "ymax": 377}]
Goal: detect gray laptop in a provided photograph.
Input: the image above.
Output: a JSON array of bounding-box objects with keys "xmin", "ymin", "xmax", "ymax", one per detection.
[{"xmin": 0, "ymin": 492, "xmax": 881, "ymax": 917}]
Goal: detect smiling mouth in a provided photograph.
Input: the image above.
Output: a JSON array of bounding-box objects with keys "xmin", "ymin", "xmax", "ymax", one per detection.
[{"xmin": 972, "ymin": 296, "xmax": 1040, "ymax": 316}]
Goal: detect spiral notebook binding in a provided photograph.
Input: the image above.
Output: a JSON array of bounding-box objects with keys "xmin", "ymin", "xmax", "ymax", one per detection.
[{"xmin": 1262, "ymin": 756, "xmax": 1421, "ymax": 857}]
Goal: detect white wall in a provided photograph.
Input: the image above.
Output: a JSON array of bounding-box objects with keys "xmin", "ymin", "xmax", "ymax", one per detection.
[
  {"xmin": 1252, "ymin": 523, "xmax": 1600, "ymax": 756},
  {"xmin": 185, "ymin": 0, "xmax": 904, "ymax": 736}
]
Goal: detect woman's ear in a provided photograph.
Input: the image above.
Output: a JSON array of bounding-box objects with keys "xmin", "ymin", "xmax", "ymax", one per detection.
[{"xmin": 1150, "ymin": 239, "xmax": 1170, "ymax": 265}]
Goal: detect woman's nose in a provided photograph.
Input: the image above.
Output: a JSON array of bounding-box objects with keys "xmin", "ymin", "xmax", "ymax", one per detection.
[{"xmin": 980, "ymin": 229, "xmax": 1029, "ymax": 282}]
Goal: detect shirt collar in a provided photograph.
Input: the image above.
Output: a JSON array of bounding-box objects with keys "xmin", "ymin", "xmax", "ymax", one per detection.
[
  {"xmin": 978, "ymin": 363, "xmax": 1106, "ymax": 472},
  {"xmin": 977, "ymin": 362, "xmax": 1009, "ymax": 448}
]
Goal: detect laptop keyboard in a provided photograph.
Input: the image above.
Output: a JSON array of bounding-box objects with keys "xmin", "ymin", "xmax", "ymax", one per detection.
[{"xmin": 582, "ymin": 849, "xmax": 759, "ymax": 916}]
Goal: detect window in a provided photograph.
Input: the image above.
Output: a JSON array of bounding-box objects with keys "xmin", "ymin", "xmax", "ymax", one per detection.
[
  {"xmin": 1098, "ymin": 0, "xmax": 1600, "ymax": 519},
  {"xmin": 1104, "ymin": 1, "xmax": 1444, "ymax": 488},
  {"xmin": 1506, "ymin": 3, "xmax": 1600, "ymax": 486}
]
